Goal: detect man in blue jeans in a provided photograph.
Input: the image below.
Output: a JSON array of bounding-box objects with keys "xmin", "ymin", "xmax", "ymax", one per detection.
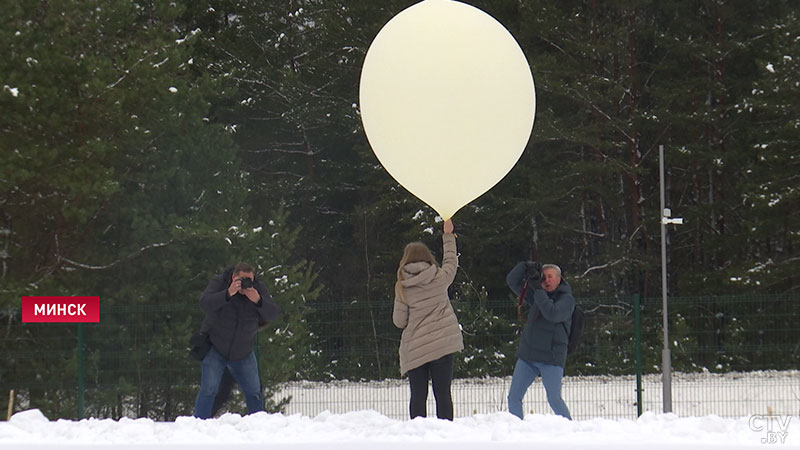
[
  {"xmin": 193, "ymin": 262, "xmax": 281, "ymax": 419},
  {"xmin": 506, "ymin": 261, "xmax": 574, "ymax": 420}
]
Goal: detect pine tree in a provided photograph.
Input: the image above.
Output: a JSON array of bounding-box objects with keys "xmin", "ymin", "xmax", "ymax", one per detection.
[
  {"xmin": 645, "ymin": 0, "xmax": 791, "ymax": 295},
  {"xmin": 732, "ymin": 7, "xmax": 799, "ymax": 292},
  {"xmin": 1, "ymin": 0, "xmax": 276, "ymax": 419}
]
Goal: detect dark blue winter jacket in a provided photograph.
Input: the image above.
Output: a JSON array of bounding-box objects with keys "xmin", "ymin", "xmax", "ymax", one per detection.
[
  {"xmin": 200, "ymin": 266, "xmax": 281, "ymax": 361},
  {"xmin": 506, "ymin": 262, "xmax": 575, "ymax": 367}
]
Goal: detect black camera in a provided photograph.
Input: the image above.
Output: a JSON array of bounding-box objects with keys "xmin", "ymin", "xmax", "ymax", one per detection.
[
  {"xmin": 524, "ymin": 261, "xmax": 542, "ymax": 281},
  {"xmin": 240, "ymin": 278, "xmax": 254, "ymax": 289}
]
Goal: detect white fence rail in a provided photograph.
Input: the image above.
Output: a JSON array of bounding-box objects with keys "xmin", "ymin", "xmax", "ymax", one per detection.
[{"xmin": 272, "ymin": 370, "xmax": 800, "ymax": 420}]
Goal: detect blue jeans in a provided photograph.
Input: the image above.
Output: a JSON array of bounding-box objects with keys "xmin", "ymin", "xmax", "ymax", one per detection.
[
  {"xmin": 507, "ymin": 358, "xmax": 571, "ymax": 420},
  {"xmin": 193, "ymin": 347, "xmax": 263, "ymax": 419}
]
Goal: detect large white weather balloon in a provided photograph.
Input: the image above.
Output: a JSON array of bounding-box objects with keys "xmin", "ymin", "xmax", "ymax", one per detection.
[{"xmin": 359, "ymin": 0, "xmax": 535, "ymax": 220}]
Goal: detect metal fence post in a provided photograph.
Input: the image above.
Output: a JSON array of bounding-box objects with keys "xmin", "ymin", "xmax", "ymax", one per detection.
[
  {"xmin": 77, "ymin": 323, "xmax": 85, "ymax": 419},
  {"xmin": 634, "ymin": 294, "xmax": 643, "ymax": 417}
]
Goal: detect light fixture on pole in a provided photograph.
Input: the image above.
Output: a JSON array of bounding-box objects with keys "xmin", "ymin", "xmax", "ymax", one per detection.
[{"xmin": 660, "ymin": 144, "xmax": 683, "ymax": 413}]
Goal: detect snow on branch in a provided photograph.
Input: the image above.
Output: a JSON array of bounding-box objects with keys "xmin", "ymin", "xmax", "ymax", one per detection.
[
  {"xmin": 59, "ymin": 241, "xmax": 173, "ymax": 271},
  {"xmin": 581, "ymin": 259, "xmax": 626, "ymax": 277}
]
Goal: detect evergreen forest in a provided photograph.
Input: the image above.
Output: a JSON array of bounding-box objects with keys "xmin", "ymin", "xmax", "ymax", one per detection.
[{"xmin": 1, "ymin": 0, "xmax": 797, "ymax": 420}]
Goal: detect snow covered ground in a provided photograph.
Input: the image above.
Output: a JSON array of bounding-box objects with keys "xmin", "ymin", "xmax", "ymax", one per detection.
[
  {"xmin": 1, "ymin": 407, "xmax": 798, "ymax": 449},
  {"xmin": 2, "ymin": 371, "xmax": 798, "ymax": 449}
]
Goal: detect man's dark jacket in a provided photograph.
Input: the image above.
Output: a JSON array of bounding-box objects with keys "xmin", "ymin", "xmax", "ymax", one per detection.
[
  {"xmin": 200, "ymin": 266, "xmax": 281, "ymax": 361},
  {"xmin": 506, "ymin": 262, "xmax": 575, "ymax": 368}
]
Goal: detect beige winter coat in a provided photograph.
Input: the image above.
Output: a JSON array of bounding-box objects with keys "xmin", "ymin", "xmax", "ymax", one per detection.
[{"xmin": 393, "ymin": 233, "xmax": 464, "ymax": 374}]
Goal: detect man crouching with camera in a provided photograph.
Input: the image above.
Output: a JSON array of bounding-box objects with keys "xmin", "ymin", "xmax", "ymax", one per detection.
[{"xmin": 193, "ymin": 262, "xmax": 281, "ymax": 419}]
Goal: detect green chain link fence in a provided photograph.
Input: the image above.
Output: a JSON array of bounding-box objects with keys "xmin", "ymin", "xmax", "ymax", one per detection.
[{"xmin": 2, "ymin": 294, "xmax": 798, "ymax": 421}]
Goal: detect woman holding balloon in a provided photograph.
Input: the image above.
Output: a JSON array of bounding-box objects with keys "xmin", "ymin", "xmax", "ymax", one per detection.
[
  {"xmin": 392, "ymin": 219, "xmax": 464, "ymax": 420},
  {"xmin": 364, "ymin": 0, "xmax": 535, "ymax": 420}
]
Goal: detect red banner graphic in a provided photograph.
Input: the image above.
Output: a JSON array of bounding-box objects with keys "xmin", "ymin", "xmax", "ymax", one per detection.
[{"xmin": 22, "ymin": 296, "xmax": 100, "ymax": 323}]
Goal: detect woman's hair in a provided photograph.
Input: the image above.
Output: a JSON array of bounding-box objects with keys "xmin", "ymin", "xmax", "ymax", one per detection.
[{"xmin": 394, "ymin": 242, "xmax": 438, "ymax": 303}]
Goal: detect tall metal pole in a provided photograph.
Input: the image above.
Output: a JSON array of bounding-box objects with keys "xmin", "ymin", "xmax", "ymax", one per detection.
[{"xmin": 660, "ymin": 144, "xmax": 672, "ymax": 413}]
